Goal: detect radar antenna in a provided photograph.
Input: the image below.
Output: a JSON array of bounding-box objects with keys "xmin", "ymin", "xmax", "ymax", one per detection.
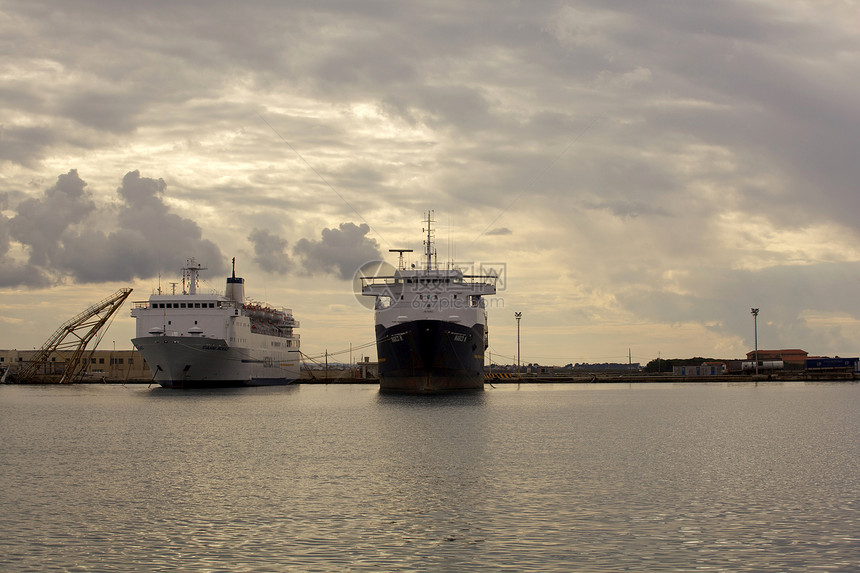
[{"xmin": 388, "ymin": 249, "xmax": 413, "ymax": 270}]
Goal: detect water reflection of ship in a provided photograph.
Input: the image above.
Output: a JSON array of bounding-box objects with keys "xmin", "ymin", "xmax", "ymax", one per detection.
[
  {"xmin": 361, "ymin": 211, "xmax": 497, "ymax": 393},
  {"xmin": 131, "ymin": 258, "xmax": 300, "ymax": 388}
]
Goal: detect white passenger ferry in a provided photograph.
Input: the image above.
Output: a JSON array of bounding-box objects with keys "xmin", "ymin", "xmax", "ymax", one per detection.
[{"xmin": 131, "ymin": 258, "xmax": 300, "ymax": 388}]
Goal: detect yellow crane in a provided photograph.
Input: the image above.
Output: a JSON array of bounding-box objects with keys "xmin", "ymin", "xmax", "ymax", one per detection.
[{"xmin": 16, "ymin": 288, "xmax": 132, "ymax": 383}]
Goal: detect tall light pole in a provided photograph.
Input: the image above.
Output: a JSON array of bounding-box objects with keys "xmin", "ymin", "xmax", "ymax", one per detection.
[
  {"xmin": 515, "ymin": 312, "xmax": 522, "ymax": 378},
  {"xmin": 751, "ymin": 308, "xmax": 759, "ymax": 375}
]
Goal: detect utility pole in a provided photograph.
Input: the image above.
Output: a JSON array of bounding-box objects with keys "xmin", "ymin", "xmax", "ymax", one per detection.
[
  {"xmin": 515, "ymin": 312, "xmax": 522, "ymax": 378},
  {"xmin": 751, "ymin": 308, "xmax": 759, "ymax": 375}
]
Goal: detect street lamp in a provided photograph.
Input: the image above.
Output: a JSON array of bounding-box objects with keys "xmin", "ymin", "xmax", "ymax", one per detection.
[
  {"xmin": 750, "ymin": 308, "xmax": 759, "ymax": 375},
  {"xmin": 515, "ymin": 312, "xmax": 522, "ymax": 378}
]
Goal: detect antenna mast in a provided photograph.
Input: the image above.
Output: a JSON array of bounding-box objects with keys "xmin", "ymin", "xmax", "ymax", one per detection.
[
  {"xmin": 423, "ymin": 210, "xmax": 436, "ymax": 271},
  {"xmin": 182, "ymin": 257, "xmax": 207, "ymax": 295}
]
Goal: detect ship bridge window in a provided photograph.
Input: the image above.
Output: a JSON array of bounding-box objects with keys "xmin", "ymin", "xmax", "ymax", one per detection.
[
  {"xmin": 180, "ymin": 303, "xmax": 187, "ymax": 308},
  {"xmin": 194, "ymin": 303, "xmax": 200, "ymax": 308}
]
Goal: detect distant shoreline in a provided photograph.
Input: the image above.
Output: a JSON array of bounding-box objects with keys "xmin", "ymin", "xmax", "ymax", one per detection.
[{"xmin": 5, "ymin": 372, "xmax": 857, "ymax": 385}]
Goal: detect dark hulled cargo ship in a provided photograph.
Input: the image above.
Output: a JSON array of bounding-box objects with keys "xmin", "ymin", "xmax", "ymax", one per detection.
[{"xmin": 361, "ymin": 212, "xmax": 497, "ymax": 393}]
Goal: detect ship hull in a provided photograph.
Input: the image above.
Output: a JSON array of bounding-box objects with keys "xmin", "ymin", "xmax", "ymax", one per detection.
[
  {"xmin": 375, "ymin": 320, "xmax": 485, "ymax": 394},
  {"xmin": 132, "ymin": 335, "xmax": 300, "ymax": 388}
]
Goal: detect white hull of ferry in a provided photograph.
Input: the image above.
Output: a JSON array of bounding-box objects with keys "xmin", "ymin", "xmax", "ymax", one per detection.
[
  {"xmin": 130, "ymin": 258, "xmax": 301, "ymax": 389},
  {"xmin": 132, "ymin": 334, "xmax": 301, "ymax": 388}
]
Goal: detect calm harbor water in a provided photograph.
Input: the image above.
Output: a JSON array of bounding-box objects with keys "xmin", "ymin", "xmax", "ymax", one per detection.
[{"xmin": 2, "ymin": 381, "xmax": 859, "ymax": 572}]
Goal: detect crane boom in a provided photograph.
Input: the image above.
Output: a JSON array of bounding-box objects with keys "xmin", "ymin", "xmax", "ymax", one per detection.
[{"xmin": 16, "ymin": 288, "xmax": 133, "ymax": 383}]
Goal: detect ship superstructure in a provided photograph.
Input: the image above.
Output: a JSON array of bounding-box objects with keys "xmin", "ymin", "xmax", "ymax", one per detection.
[
  {"xmin": 131, "ymin": 258, "xmax": 300, "ymax": 388},
  {"xmin": 361, "ymin": 212, "xmax": 497, "ymax": 393}
]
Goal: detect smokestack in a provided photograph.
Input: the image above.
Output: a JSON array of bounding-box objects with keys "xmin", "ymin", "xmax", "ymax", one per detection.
[{"xmin": 225, "ymin": 257, "xmax": 245, "ymax": 303}]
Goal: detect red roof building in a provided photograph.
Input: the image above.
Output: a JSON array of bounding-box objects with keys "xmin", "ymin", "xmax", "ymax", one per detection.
[{"xmin": 746, "ymin": 349, "xmax": 808, "ymax": 367}]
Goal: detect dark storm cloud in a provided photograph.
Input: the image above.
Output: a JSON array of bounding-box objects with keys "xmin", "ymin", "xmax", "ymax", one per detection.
[
  {"xmin": 293, "ymin": 222, "xmax": 382, "ymax": 280},
  {"xmin": 4, "ymin": 1, "xmax": 857, "ymax": 225},
  {"xmin": 0, "ymin": 192, "xmax": 53, "ymax": 287},
  {"xmin": 0, "ymin": 124, "xmax": 57, "ymax": 168},
  {"xmin": 60, "ymin": 92, "xmax": 145, "ymax": 133},
  {"xmin": 248, "ymin": 228, "xmax": 293, "ymax": 274},
  {"xmin": 595, "ymin": 0, "xmax": 860, "ymax": 227},
  {"xmin": 65, "ymin": 170, "xmax": 226, "ymax": 282},
  {"xmin": 8, "ymin": 169, "xmax": 95, "ymax": 266},
  {"xmin": 1, "ymin": 170, "xmax": 225, "ymax": 286}
]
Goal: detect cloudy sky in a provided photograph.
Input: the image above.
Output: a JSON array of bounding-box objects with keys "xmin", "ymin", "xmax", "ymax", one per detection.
[{"xmin": 2, "ymin": 0, "xmax": 860, "ymax": 366}]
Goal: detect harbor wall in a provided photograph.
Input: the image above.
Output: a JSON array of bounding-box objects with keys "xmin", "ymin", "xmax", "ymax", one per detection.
[{"xmin": 3, "ymin": 347, "xmax": 856, "ymax": 384}]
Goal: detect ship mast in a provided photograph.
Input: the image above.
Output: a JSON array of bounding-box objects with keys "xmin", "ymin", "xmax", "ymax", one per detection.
[
  {"xmin": 423, "ymin": 210, "xmax": 437, "ymax": 271},
  {"xmin": 182, "ymin": 257, "xmax": 207, "ymax": 295}
]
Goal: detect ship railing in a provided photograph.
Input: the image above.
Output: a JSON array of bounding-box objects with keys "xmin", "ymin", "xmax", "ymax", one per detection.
[
  {"xmin": 131, "ymin": 300, "xmax": 245, "ymax": 310},
  {"xmin": 361, "ymin": 274, "xmax": 497, "ymax": 288},
  {"xmin": 361, "ymin": 272, "xmax": 498, "ymax": 282},
  {"xmin": 460, "ymin": 274, "xmax": 499, "ymax": 285}
]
